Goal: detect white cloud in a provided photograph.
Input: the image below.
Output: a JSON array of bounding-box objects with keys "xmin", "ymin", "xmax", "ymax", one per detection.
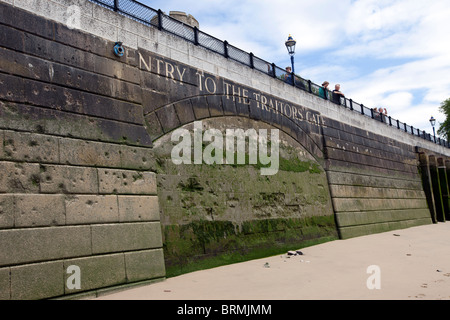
[
  {"xmin": 381, "ymin": 92, "xmax": 413, "ymax": 109},
  {"xmin": 337, "ymin": 0, "xmax": 450, "ymax": 60}
]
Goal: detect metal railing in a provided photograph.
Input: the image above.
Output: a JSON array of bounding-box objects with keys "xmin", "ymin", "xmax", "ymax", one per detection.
[{"xmin": 89, "ymin": 0, "xmax": 448, "ymax": 148}]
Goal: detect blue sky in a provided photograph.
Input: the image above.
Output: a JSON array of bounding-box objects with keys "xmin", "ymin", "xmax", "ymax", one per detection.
[{"xmin": 139, "ymin": 0, "xmax": 450, "ymax": 136}]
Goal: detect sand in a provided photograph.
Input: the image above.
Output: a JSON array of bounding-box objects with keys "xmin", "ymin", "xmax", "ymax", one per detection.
[{"xmin": 95, "ymin": 222, "xmax": 450, "ymax": 300}]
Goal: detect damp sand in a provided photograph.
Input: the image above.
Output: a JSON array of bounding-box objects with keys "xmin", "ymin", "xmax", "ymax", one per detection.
[{"xmin": 95, "ymin": 222, "xmax": 450, "ymax": 300}]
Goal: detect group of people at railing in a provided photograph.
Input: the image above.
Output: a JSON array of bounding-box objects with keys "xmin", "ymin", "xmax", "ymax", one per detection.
[
  {"xmin": 318, "ymin": 81, "xmax": 345, "ymax": 105},
  {"xmin": 282, "ymin": 67, "xmax": 346, "ymax": 105},
  {"xmin": 282, "ymin": 67, "xmax": 390, "ymax": 122},
  {"xmin": 372, "ymin": 107, "xmax": 388, "ymax": 122}
]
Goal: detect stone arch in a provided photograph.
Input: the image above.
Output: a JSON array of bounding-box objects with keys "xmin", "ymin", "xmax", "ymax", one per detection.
[
  {"xmin": 144, "ymin": 93, "xmax": 326, "ymax": 166},
  {"xmin": 146, "ymin": 95, "xmax": 337, "ymax": 272}
]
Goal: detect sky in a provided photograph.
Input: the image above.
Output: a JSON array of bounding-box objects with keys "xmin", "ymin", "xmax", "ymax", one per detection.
[{"xmin": 139, "ymin": 0, "xmax": 450, "ymax": 136}]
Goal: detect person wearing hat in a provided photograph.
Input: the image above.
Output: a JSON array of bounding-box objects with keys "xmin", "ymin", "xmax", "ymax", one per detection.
[{"xmin": 319, "ymin": 81, "xmax": 329, "ymax": 99}]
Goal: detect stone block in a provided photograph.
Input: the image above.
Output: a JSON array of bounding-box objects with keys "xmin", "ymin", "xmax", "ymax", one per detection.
[
  {"xmin": 144, "ymin": 112, "xmax": 165, "ymax": 141},
  {"xmin": 0, "ymin": 1, "xmax": 54, "ymax": 39},
  {"xmin": 332, "ymin": 198, "xmax": 428, "ymax": 213},
  {"xmin": 14, "ymin": 194, "xmax": 66, "ymax": 228},
  {"xmin": 156, "ymin": 104, "xmax": 181, "ymax": 133},
  {"xmin": 12, "ymin": 74, "xmax": 143, "ymax": 124},
  {"xmin": 191, "ymin": 96, "xmax": 210, "ymax": 120},
  {"xmin": 95, "ymin": 120, "xmax": 152, "ymax": 147},
  {"xmin": 0, "ymin": 226, "xmax": 92, "ymax": 266},
  {"xmin": 118, "ymin": 195, "xmax": 160, "ymax": 222},
  {"xmin": 322, "ymin": 126, "xmax": 340, "ymax": 139},
  {"xmin": 326, "ymin": 171, "xmax": 423, "ymax": 190},
  {"xmin": 335, "ymin": 209, "xmax": 432, "ymax": 227},
  {"xmin": 139, "ymin": 67, "xmax": 169, "ymax": 93},
  {"xmin": 0, "ymin": 161, "xmax": 40, "ymax": 193},
  {"xmin": 39, "ymin": 165, "xmax": 98, "ymax": 194},
  {"xmin": 0, "ymin": 195, "xmax": 14, "ymax": 229},
  {"xmin": 58, "ymin": 138, "xmax": 121, "ymax": 167},
  {"xmin": 141, "ymin": 88, "xmax": 169, "ymax": 115},
  {"xmin": 63, "ymin": 254, "xmax": 126, "ymax": 294},
  {"xmin": 0, "ymin": 130, "xmax": 3, "ymax": 158},
  {"xmin": 3, "ymin": 131, "xmax": 59, "ymax": 163},
  {"xmin": 2, "ymin": 101, "xmax": 151, "ymax": 146},
  {"xmin": 248, "ymin": 98, "xmax": 263, "ymax": 122},
  {"xmin": 0, "ymin": 267, "xmax": 10, "ymax": 300},
  {"xmin": 0, "ymin": 46, "xmax": 101, "ymax": 99},
  {"xmin": 98, "ymin": 169, "xmax": 157, "ymax": 195},
  {"xmin": 0, "ymin": 103, "xmax": 46, "ymax": 135},
  {"xmin": 52, "ymin": 16, "xmax": 111, "ymax": 59},
  {"xmin": 124, "ymin": 249, "xmax": 165, "ymax": 282},
  {"xmin": 235, "ymin": 100, "xmax": 250, "ymax": 118},
  {"xmin": 173, "ymin": 100, "xmax": 196, "ymax": 125},
  {"xmin": 10, "ymin": 260, "xmax": 64, "ymax": 300},
  {"xmin": 65, "ymin": 195, "xmax": 119, "ymax": 225},
  {"xmin": 91, "ymin": 222, "xmax": 163, "ymax": 254},
  {"xmin": 329, "ymin": 185, "xmax": 425, "ymax": 200},
  {"xmin": 339, "ymin": 217, "xmax": 432, "ymax": 239},
  {"xmin": 118, "ymin": 145, "xmax": 155, "ymax": 171},
  {"xmin": 221, "ymin": 95, "xmax": 237, "ymax": 116},
  {"xmin": 206, "ymin": 95, "xmax": 224, "ymax": 117},
  {"xmin": 0, "ymin": 25, "xmax": 25, "ymax": 60}
]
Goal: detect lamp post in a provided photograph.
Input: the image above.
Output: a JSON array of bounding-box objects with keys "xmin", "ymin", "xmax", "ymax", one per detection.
[
  {"xmin": 285, "ymin": 34, "xmax": 296, "ymax": 76},
  {"xmin": 430, "ymin": 116, "xmax": 436, "ymax": 142}
]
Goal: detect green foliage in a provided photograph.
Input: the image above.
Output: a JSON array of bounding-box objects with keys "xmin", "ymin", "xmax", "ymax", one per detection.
[
  {"xmin": 179, "ymin": 176, "xmax": 204, "ymax": 192},
  {"xmin": 437, "ymin": 98, "xmax": 450, "ymax": 140},
  {"xmin": 163, "ymin": 215, "xmax": 338, "ymax": 278},
  {"xmin": 279, "ymin": 156, "xmax": 321, "ymax": 173}
]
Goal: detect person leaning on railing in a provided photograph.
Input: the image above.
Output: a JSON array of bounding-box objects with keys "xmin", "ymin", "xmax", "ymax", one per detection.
[
  {"xmin": 283, "ymin": 66, "xmax": 293, "ymax": 84},
  {"xmin": 332, "ymin": 84, "xmax": 345, "ymax": 105},
  {"xmin": 319, "ymin": 81, "xmax": 330, "ymax": 99},
  {"xmin": 372, "ymin": 107, "xmax": 388, "ymax": 122},
  {"xmin": 379, "ymin": 107, "xmax": 388, "ymax": 122},
  {"xmin": 372, "ymin": 107, "xmax": 380, "ymax": 120}
]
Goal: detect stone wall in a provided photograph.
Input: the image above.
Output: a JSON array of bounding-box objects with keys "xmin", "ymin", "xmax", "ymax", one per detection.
[
  {"xmin": 0, "ymin": 1, "xmax": 164, "ymax": 299},
  {"xmin": 323, "ymin": 118, "xmax": 432, "ymax": 238},
  {"xmin": 1, "ymin": 0, "xmax": 450, "ymax": 299}
]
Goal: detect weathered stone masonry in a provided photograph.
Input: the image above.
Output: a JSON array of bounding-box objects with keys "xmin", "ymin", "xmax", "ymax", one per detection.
[
  {"xmin": 323, "ymin": 118, "xmax": 432, "ymax": 239},
  {"xmin": 1, "ymin": 0, "xmax": 450, "ymax": 299},
  {"xmin": 0, "ymin": 1, "xmax": 165, "ymax": 299}
]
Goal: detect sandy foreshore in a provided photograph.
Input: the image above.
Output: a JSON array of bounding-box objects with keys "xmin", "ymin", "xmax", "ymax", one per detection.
[{"xmin": 95, "ymin": 222, "xmax": 450, "ymax": 300}]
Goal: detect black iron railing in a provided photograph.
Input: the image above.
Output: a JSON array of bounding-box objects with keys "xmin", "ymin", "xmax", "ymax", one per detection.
[{"xmin": 89, "ymin": 0, "xmax": 447, "ymax": 148}]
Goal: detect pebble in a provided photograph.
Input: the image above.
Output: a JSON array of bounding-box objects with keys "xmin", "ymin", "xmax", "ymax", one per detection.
[{"xmin": 287, "ymin": 250, "xmax": 304, "ymax": 256}]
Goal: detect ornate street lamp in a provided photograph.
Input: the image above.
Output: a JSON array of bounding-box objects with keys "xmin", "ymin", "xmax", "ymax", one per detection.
[
  {"xmin": 285, "ymin": 34, "xmax": 296, "ymax": 75},
  {"xmin": 430, "ymin": 116, "xmax": 436, "ymax": 142}
]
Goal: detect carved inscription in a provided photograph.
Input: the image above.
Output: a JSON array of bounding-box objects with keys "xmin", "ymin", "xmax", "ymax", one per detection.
[{"xmin": 138, "ymin": 51, "xmax": 324, "ymax": 127}]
